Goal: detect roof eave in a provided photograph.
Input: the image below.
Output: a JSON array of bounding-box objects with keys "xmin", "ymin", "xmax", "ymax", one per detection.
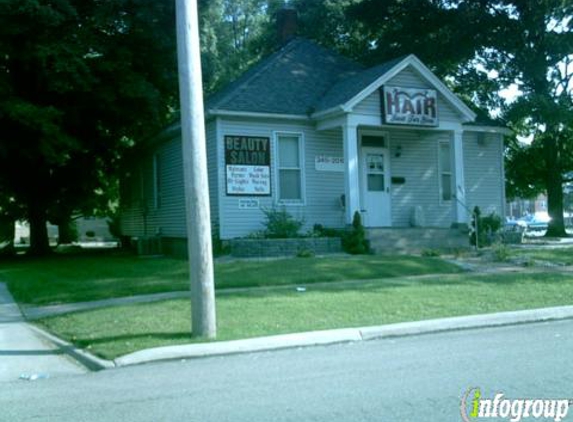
[
  {"xmin": 463, "ymin": 125, "xmax": 512, "ymax": 135},
  {"xmin": 311, "ymin": 105, "xmax": 347, "ymax": 120},
  {"xmin": 207, "ymin": 109, "xmax": 311, "ymax": 121}
]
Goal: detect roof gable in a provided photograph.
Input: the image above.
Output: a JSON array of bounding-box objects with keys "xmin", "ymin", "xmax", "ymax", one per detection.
[{"xmin": 314, "ymin": 55, "xmax": 476, "ymax": 122}]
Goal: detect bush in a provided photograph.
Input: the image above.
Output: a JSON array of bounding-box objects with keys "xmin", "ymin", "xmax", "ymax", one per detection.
[
  {"xmin": 470, "ymin": 207, "xmax": 502, "ymax": 248},
  {"xmin": 343, "ymin": 211, "xmax": 369, "ymax": 254},
  {"xmin": 312, "ymin": 224, "xmax": 345, "ymax": 238},
  {"xmin": 296, "ymin": 249, "xmax": 315, "ymax": 258},
  {"xmin": 212, "ymin": 224, "xmax": 230, "ymax": 256},
  {"xmin": 491, "ymin": 242, "xmax": 511, "ymax": 262},
  {"xmin": 262, "ymin": 208, "xmax": 304, "ymax": 239},
  {"xmin": 421, "ymin": 248, "xmax": 441, "ymax": 257}
]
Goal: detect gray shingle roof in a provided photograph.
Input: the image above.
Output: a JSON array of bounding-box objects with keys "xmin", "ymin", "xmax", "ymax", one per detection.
[
  {"xmin": 315, "ymin": 58, "xmax": 404, "ymax": 113},
  {"xmin": 206, "ymin": 38, "xmax": 396, "ymax": 116}
]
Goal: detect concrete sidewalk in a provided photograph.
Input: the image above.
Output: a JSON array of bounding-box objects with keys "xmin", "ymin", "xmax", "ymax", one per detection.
[{"xmin": 0, "ymin": 283, "xmax": 86, "ymax": 383}]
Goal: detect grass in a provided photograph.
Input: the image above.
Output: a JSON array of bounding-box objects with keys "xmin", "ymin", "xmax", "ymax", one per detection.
[
  {"xmin": 37, "ymin": 271, "xmax": 573, "ymax": 360},
  {"xmin": 1, "ymin": 251, "xmax": 461, "ymax": 306},
  {"xmin": 513, "ymin": 247, "xmax": 573, "ymax": 265}
]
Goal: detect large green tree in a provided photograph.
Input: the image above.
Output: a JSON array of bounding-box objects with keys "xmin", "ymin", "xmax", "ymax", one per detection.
[
  {"xmin": 199, "ymin": 0, "xmax": 280, "ymax": 95},
  {"xmin": 0, "ymin": 0, "xmax": 178, "ymax": 254}
]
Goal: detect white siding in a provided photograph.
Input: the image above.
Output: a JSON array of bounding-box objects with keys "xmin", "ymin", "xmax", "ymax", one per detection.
[
  {"xmin": 388, "ymin": 129, "xmax": 453, "ymax": 227},
  {"xmin": 120, "ymin": 120, "xmax": 224, "ymax": 240},
  {"xmin": 353, "ymin": 66, "xmax": 463, "ymax": 125},
  {"xmin": 120, "ymin": 137, "xmax": 187, "ymax": 238},
  {"xmin": 206, "ymin": 119, "xmax": 219, "ymax": 227},
  {"xmin": 218, "ymin": 117, "xmax": 345, "ymax": 239},
  {"xmin": 463, "ymin": 132, "xmax": 505, "ymax": 216}
]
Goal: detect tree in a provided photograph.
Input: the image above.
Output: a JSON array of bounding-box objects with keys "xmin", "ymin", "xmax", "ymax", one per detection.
[
  {"xmin": 199, "ymin": 0, "xmax": 279, "ymax": 95},
  {"xmin": 0, "ymin": 0, "xmax": 178, "ymax": 254}
]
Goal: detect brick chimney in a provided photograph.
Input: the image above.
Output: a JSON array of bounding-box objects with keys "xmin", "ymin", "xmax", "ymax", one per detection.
[{"xmin": 277, "ymin": 6, "xmax": 298, "ymax": 45}]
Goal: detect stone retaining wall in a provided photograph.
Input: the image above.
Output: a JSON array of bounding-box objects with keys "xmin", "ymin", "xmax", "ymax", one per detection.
[{"xmin": 229, "ymin": 237, "xmax": 342, "ymax": 258}]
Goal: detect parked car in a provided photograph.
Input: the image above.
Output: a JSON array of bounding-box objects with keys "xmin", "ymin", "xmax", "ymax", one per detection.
[{"xmin": 516, "ymin": 212, "xmax": 551, "ymax": 231}]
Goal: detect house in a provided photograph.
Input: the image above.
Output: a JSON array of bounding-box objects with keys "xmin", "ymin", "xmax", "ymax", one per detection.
[{"xmin": 119, "ymin": 35, "xmax": 509, "ymax": 255}]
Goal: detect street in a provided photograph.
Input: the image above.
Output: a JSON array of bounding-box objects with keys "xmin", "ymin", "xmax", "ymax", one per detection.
[{"xmin": 2, "ymin": 319, "xmax": 572, "ymax": 422}]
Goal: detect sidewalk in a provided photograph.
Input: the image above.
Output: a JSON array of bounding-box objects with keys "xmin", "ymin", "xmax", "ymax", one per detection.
[{"xmin": 0, "ymin": 283, "xmax": 86, "ymax": 383}]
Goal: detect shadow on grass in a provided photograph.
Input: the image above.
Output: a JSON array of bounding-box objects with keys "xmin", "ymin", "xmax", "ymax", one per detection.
[
  {"xmin": 220, "ymin": 271, "xmax": 571, "ymax": 299},
  {"xmin": 72, "ymin": 332, "xmax": 194, "ymax": 348}
]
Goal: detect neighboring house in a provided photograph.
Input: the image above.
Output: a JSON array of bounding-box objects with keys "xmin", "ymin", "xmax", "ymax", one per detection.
[
  {"xmin": 119, "ymin": 37, "xmax": 508, "ymax": 254},
  {"xmin": 13, "ymin": 217, "xmax": 115, "ymax": 245},
  {"xmin": 506, "ymin": 194, "xmax": 548, "ymax": 220}
]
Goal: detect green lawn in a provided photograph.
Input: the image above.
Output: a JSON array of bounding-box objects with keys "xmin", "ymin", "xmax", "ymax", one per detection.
[
  {"xmin": 37, "ymin": 271, "xmax": 573, "ymax": 360},
  {"xmin": 1, "ymin": 252, "xmax": 462, "ymax": 306},
  {"xmin": 513, "ymin": 247, "xmax": 573, "ymax": 265}
]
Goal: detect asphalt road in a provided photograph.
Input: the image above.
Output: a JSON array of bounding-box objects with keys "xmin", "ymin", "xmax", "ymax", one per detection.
[{"xmin": 2, "ymin": 319, "xmax": 572, "ymax": 422}]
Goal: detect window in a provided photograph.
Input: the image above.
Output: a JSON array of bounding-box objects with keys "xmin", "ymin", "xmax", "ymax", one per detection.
[
  {"xmin": 277, "ymin": 133, "xmax": 303, "ymax": 203},
  {"xmin": 153, "ymin": 153, "xmax": 161, "ymax": 209},
  {"xmin": 439, "ymin": 141, "xmax": 452, "ymax": 202}
]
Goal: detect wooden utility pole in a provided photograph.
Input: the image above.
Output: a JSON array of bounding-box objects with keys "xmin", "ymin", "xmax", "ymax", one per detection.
[{"xmin": 175, "ymin": 0, "xmax": 216, "ymax": 338}]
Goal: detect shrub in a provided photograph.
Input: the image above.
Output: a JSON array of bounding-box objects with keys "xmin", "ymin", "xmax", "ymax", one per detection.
[
  {"xmin": 343, "ymin": 211, "xmax": 369, "ymax": 254},
  {"xmin": 491, "ymin": 242, "xmax": 511, "ymax": 262},
  {"xmin": 296, "ymin": 249, "xmax": 315, "ymax": 258},
  {"xmin": 421, "ymin": 248, "xmax": 440, "ymax": 257},
  {"xmin": 470, "ymin": 207, "xmax": 502, "ymax": 248},
  {"xmin": 312, "ymin": 224, "xmax": 345, "ymax": 238},
  {"xmin": 262, "ymin": 207, "xmax": 304, "ymax": 239},
  {"xmin": 212, "ymin": 224, "xmax": 230, "ymax": 256}
]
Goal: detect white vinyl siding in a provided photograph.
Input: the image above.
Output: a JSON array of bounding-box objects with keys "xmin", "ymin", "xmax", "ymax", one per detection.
[
  {"xmin": 353, "ymin": 66, "xmax": 464, "ymax": 126},
  {"xmin": 388, "ymin": 129, "xmax": 453, "ymax": 228},
  {"xmin": 463, "ymin": 132, "xmax": 505, "ymax": 216},
  {"xmin": 439, "ymin": 141, "xmax": 452, "ymax": 202},
  {"xmin": 277, "ymin": 133, "xmax": 304, "ymax": 203},
  {"xmin": 217, "ymin": 118, "xmax": 345, "ymax": 239},
  {"xmin": 153, "ymin": 153, "xmax": 161, "ymax": 209}
]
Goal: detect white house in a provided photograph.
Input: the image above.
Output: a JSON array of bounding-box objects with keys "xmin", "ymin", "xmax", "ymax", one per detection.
[{"xmin": 119, "ymin": 37, "xmax": 508, "ymax": 255}]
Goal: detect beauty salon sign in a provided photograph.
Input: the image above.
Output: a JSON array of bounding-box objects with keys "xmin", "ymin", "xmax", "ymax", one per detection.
[
  {"xmin": 381, "ymin": 86, "xmax": 438, "ymax": 127},
  {"xmin": 225, "ymin": 135, "xmax": 271, "ymax": 196}
]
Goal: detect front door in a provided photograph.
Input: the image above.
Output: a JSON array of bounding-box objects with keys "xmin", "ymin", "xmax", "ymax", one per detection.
[{"xmin": 361, "ymin": 147, "xmax": 391, "ymax": 227}]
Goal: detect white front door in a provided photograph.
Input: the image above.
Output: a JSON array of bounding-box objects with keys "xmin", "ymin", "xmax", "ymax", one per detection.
[{"xmin": 361, "ymin": 147, "xmax": 391, "ymax": 227}]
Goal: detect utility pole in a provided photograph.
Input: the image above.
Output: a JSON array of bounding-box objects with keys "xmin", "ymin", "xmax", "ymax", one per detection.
[{"xmin": 175, "ymin": 0, "xmax": 216, "ymax": 338}]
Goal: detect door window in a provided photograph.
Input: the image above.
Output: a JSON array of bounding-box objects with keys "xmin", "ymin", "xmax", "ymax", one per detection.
[{"xmin": 366, "ymin": 153, "xmax": 385, "ymax": 192}]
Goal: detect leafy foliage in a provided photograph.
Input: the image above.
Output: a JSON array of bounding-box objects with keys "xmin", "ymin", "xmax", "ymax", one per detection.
[
  {"xmin": 343, "ymin": 211, "xmax": 369, "ymax": 255},
  {"xmin": 261, "ymin": 207, "xmax": 304, "ymax": 238},
  {"xmin": 0, "ymin": 0, "xmax": 178, "ymax": 254},
  {"xmin": 470, "ymin": 207, "xmax": 502, "ymax": 248}
]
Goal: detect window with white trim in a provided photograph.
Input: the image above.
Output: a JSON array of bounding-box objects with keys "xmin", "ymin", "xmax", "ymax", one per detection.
[
  {"xmin": 277, "ymin": 133, "xmax": 303, "ymax": 203},
  {"xmin": 439, "ymin": 141, "xmax": 453, "ymax": 202}
]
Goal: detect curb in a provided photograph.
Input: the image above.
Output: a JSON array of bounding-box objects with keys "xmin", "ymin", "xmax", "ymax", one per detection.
[
  {"xmin": 29, "ymin": 325, "xmax": 116, "ymax": 371},
  {"xmin": 358, "ymin": 305, "xmax": 573, "ymax": 340},
  {"xmin": 114, "ymin": 305, "xmax": 573, "ymax": 367},
  {"xmin": 32, "ymin": 305, "xmax": 573, "ymax": 370},
  {"xmin": 114, "ymin": 328, "xmax": 362, "ymax": 366}
]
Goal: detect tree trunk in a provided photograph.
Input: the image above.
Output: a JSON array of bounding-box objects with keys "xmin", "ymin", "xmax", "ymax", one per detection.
[
  {"xmin": 545, "ymin": 134, "xmax": 567, "ymax": 237},
  {"xmin": 57, "ymin": 217, "xmax": 76, "ymax": 244},
  {"xmin": 28, "ymin": 202, "xmax": 51, "ymax": 256},
  {"xmin": 0, "ymin": 217, "xmax": 15, "ymax": 256}
]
